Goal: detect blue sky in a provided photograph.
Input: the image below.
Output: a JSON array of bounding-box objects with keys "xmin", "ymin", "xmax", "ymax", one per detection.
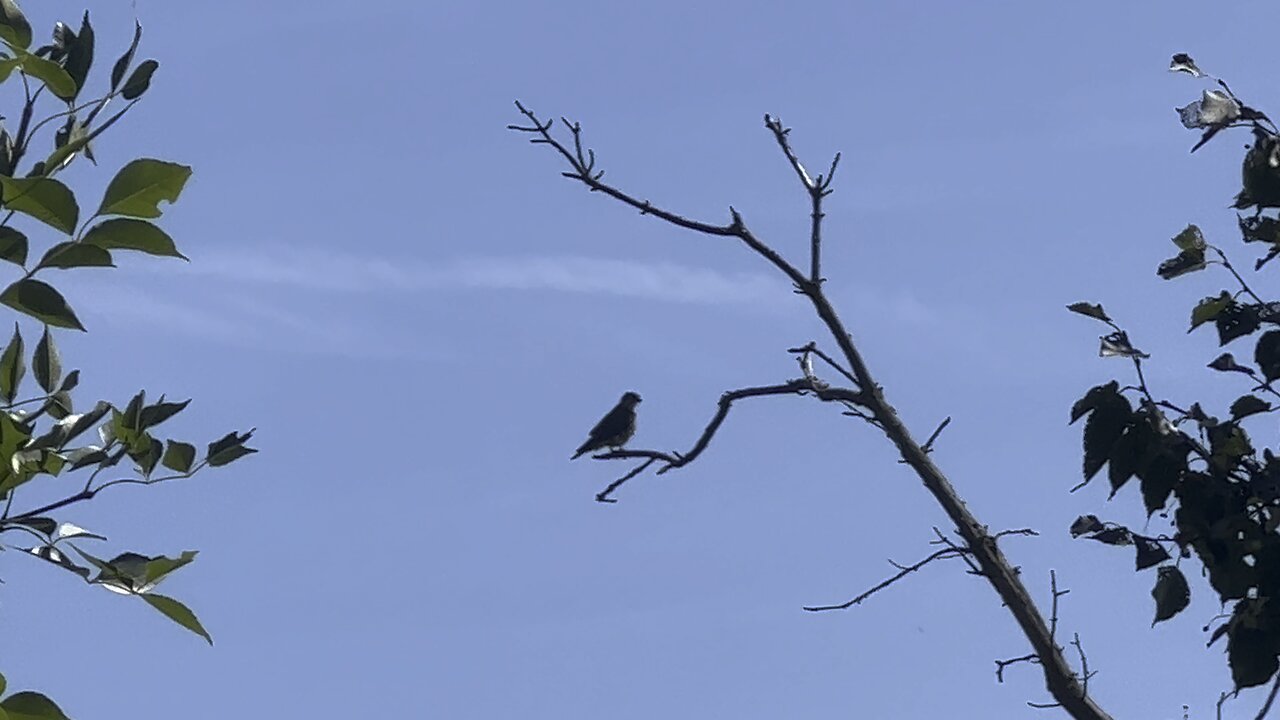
[{"xmin": 2, "ymin": 1, "xmax": 1278, "ymax": 718}]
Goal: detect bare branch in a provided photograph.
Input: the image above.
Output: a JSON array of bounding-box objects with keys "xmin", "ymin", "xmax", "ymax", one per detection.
[
  {"xmin": 996, "ymin": 653, "xmax": 1039, "ymax": 683},
  {"xmin": 921, "ymin": 416, "xmax": 952, "ymax": 454},
  {"xmin": 803, "ymin": 545, "xmax": 970, "ymax": 612},
  {"xmin": 595, "ymin": 458, "xmax": 656, "ymax": 504},
  {"xmin": 1257, "ymin": 674, "xmax": 1280, "ymax": 720},
  {"xmin": 764, "ymin": 114, "xmax": 837, "ymax": 284}
]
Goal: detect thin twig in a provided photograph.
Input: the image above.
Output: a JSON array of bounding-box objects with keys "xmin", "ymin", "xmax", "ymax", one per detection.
[
  {"xmin": 595, "ymin": 458, "xmax": 656, "ymax": 503},
  {"xmin": 803, "ymin": 545, "xmax": 970, "ymax": 612},
  {"xmin": 921, "ymin": 416, "xmax": 952, "ymax": 454},
  {"xmin": 996, "ymin": 654, "xmax": 1039, "ymax": 683},
  {"xmin": 1256, "ymin": 674, "xmax": 1280, "ymax": 720}
]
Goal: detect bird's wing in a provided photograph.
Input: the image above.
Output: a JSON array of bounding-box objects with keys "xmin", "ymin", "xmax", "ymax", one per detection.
[{"xmin": 587, "ymin": 405, "xmax": 627, "ymax": 439}]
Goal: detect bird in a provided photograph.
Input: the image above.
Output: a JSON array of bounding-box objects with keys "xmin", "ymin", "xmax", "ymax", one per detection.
[{"xmin": 571, "ymin": 391, "xmax": 642, "ymax": 459}]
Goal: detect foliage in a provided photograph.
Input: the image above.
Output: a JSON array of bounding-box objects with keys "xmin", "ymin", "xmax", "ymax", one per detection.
[
  {"xmin": 0, "ymin": 2, "xmax": 255, "ymax": 715},
  {"xmin": 1070, "ymin": 54, "xmax": 1280, "ymax": 692}
]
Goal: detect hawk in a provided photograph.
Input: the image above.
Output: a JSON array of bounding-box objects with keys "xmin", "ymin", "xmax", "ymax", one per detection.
[{"xmin": 571, "ymin": 391, "xmax": 641, "ymax": 459}]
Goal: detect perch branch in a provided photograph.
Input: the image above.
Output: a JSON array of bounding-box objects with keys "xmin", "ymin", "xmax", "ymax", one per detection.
[{"xmin": 514, "ymin": 103, "xmax": 1112, "ymax": 720}]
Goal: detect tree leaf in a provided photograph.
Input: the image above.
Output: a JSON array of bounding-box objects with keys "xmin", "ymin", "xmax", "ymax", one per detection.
[
  {"xmin": 82, "ymin": 218, "xmax": 185, "ymax": 259},
  {"xmin": 1152, "ymin": 566, "xmax": 1190, "ymax": 625},
  {"xmin": 17, "ymin": 53, "xmax": 75, "ymax": 101},
  {"xmin": 141, "ymin": 593, "xmax": 212, "ymax": 645},
  {"xmin": 1083, "ymin": 393, "xmax": 1131, "ymax": 481},
  {"xmin": 161, "ymin": 440, "xmax": 194, "ymax": 473},
  {"xmin": 1069, "ymin": 515, "xmax": 1103, "ymax": 538},
  {"xmin": 1191, "ymin": 292, "xmax": 1233, "ymax": 332},
  {"xmin": 36, "ymin": 241, "xmax": 112, "ymax": 270},
  {"xmin": 1231, "ymin": 395, "xmax": 1272, "ymax": 421},
  {"xmin": 32, "ymin": 326, "xmax": 59, "ymax": 393},
  {"xmin": 110, "ymin": 21, "xmax": 141, "ymax": 91},
  {"xmin": 1256, "ymin": 331, "xmax": 1280, "ymax": 383},
  {"xmin": 0, "ymin": 691, "xmax": 72, "ymax": 720},
  {"xmin": 1170, "ymin": 53, "xmax": 1204, "ymax": 77},
  {"xmin": 0, "ymin": 227, "xmax": 26, "ymax": 266},
  {"xmin": 0, "ymin": 176, "xmax": 78, "ymax": 234},
  {"xmin": 207, "ymin": 428, "xmax": 256, "ymax": 467},
  {"xmin": 1172, "ymin": 224, "xmax": 1207, "ymax": 250},
  {"xmin": 97, "ymin": 159, "xmax": 190, "ymax": 218},
  {"xmin": 1071, "ymin": 380, "xmax": 1121, "ymax": 424},
  {"xmin": 0, "ymin": 0, "xmax": 31, "ymax": 49},
  {"xmin": 1088, "ymin": 527, "xmax": 1133, "ymax": 546},
  {"xmin": 1209, "ymin": 353, "xmax": 1255, "ymax": 375},
  {"xmin": 120, "ymin": 59, "xmax": 157, "ymax": 100},
  {"xmin": 139, "ymin": 398, "xmax": 189, "ymax": 429},
  {"xmin": 1157, "ymin": 248, "xmax": 1207, "ymax": 279},
  {"xmin": 1229, "ymin": 626, "xmax": 1279, "ymax": 689},
  {"xmin": 61, "ymin": 11, "xmax": 93, "ymax": 99},
  {"xmin": 1135, "ymin": 536, "xmax": 1171, "ymax": 571},
  {"xmin": 1067, "ymin": 302, "xmax": 1110, "ymax": 323},
  {"xmin": 0, "ymin": 322, "xmax": 21, "ymax": 403},
  {"xmin": 0, "ymin": 279, "xmax": 83, "ymax": 330},
  {"xmin": 1217, "ymin": 302, "xmax": 1262, "ymax": 346}
]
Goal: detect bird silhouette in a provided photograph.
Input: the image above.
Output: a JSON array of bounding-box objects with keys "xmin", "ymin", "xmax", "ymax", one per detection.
[{"xmin": 572, "ymin": 391, "xmax": 641, "ymax": 459}]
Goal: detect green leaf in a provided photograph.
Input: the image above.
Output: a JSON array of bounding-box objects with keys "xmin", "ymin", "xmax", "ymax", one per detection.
[
  {"xmin": 1157, "ymin": 248, "xmax": 1206, "ymax": 279},
  {"xmin": 0, "ymin": 691, "xmax": 71, "ymax": 720},
  {"xmin": 139, "ymin": 398, "xmax": 189, "ymax": 429},
  {"xmin": 82, "ymin": 218, "xmax": 185, "ymax": 259},
  {"xmin": 32, "ymin": 326, "xmax": 58, "ymax": 393},
  {"xmin": 97, "ymin": 159, "xmax": 190, "ymax": 218},
  {"xmin": 43, "ymin": 119, "xmax": 88, "ymax": 173},
  {"xmin": 61, "ymin": 12, "xmax": 93, "ymax": 99},
  {"xmin": 0, "ymin": 322, "xmax": 21, "ymax": 403},
  {"xmin": 0, "ymin": 0, "xmax": 31, "ymax": 49},
  {"xmin": 1172, "ymin": 224, "xmax": 1207, "ymax": 251},
  {"xmin": 143, "ymin": 550, "xmax": 196, "ymax": 586},
  {"xmin": 36, "ymin": 242, "xmax": 112, "ymax": 270},
  {"xmin": 207, "ymin": 429, "xmax": 256, "ymax": 467},
  {"xmin": 0, "ymin": 177, "xmax": 78, "ymax": 234},
  {"xmin": 120, "ymin": 59, "xmax": 157, "ymax": 100},
  {"xmin": 1067, "ymin": 302, "xmax": 1110, "ymax": 323},
  {"xmin": 0, "ymin": 671, "xmax": 7, "ymax": 696},
  {"xmin": 0, "ymin": 279, "xmax": 83, "ymax": 330},
  {"xmin": 110, "ymin": 21, "xmax": 141, "ymax": 91},
  {"xmin": 0, "ymin": 227, "xmax": 28, "ymax": 266},
  {"xmin": 161, "ymin": 440, "xmax": 195, "ymax": 473},
  {"xmin": 1191, "ymin": 292, "xmax": 1233, "ymax": 332},
  {"xmin": 0, "ymin": 55, "xmax": 20, "ymax": 85},
  {"xmin": 141, "ymin": 593, "xmax": 212, "ymax": 644},
  {"xmin": 17, "ymin": 53, "xmax": 75, "ymax": 101},
  {"xmin": 1152, "ymin": 566, "xmax": 1190, "ymax": 625},
  {"xmin": 1231, "ymin": 395, "xmax": 1272, "ymax": 421}
]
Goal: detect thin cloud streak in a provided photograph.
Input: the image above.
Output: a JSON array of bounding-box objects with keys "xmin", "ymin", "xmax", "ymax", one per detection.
[{"xmin": 164, "ymin": 248, "xmax": 788, "ymax": 306}]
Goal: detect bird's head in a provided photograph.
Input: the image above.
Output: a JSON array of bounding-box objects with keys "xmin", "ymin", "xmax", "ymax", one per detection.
[{"xmin": 621, "ymin": 391, "xmax": 642, "ymax": 406}]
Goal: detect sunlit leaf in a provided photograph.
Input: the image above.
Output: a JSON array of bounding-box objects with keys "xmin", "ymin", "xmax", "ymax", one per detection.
[
  {"xmin": 141, "ymin": 593, "xmax": 212, "ymax": 644},
  {"xmin": 0, "ymin": 176, "xmax": 77, "ymax": 234},
  {"xmin": 97, "ymin": 159, "xmax": 190, "ymax": 218},
  {"xmin": 0, "ymin": 279, "xmax": 83, "ymax": 330},
  {"xmin": 82, "ymin": 218, "xmax": 185, "ymax": 259}
]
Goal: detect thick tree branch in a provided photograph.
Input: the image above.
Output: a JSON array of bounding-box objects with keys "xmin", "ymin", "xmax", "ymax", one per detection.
[{"xmin": 514, "ymin": 104, "xmax": 1113, "ymax": 720}]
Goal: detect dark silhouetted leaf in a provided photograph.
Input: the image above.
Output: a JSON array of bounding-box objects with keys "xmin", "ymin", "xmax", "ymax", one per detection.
[
  {"xmin": 1230, "ymin": 626, "xmax": 1279, "ymax": 689},
  {"xmin": 32, "ymin": 326, "xmax": 58, "ymax": 393},
  {"xmin": 0, "ymin": 226, "xmax": 26, "ymax": 266},
  {"xmin": 1231, "ymin": 395, "xmax": 1272, "ymax": 421},
  {"xmin": 1217, "ymin": 302, "xmax": 1262, "ymax": 346},
  {"xmin": 0, "ymin": 279, "xmax": 83, "ymax": 330},
  {"xmin": 1089, "ymin": 527, "xmax": 1133, "ymax": 546},
  {"xmin": 1209, "ymin": 353, "xmax": 1254, "ymax": 375},
  {"xmin": 98, "ymin": 158, "xmax": 190, "ymax": 218},
  {"xmin": 1135, "ymin": 537, "xmax": 1171, "ymax": 571},
  {"xmin": 110, "ymin": 21, "xmax": 141, "ymax": 91},
  {"xmin": 1099, "ymin": 331, "xmax": 1149, "ymax": 359},
  {"xmin": 1158, "ymin": 248, "xmax": 1207, "ymax": 279},
  {"xmin": 1083, "ymin": 392, "xmax": 1131, "ymax": 481},
  {"xmin": 61, "ymin": 12, "xmax": 93, "ymax": 99},
  {"xmin": 139, "ymin": 398, "xmax": 189, "ymax": 430},
  {"xmin": 1152, "ymin": 566, "xmax": 1190, "ymax": 625},
  {"xmin": 82, "ymin": 218, "xmax": 185, "ymax": 259},
  {"xmin": 120, "ymin": 58, "xmax": 157, "ymax": 100},
  {"xmin": 1257, "ymin": 332, "xmax": 1280, "ymax": 383},
  {"xmin": 1067, "ymin": 302, "xmax": 1110, "ymax": 323},
  {"xmin": 1069, "ymin": 515, "xmax": 1103, "ymax": 537},
  {"xmin": 1241, "ymin": 130, "xmax": 1280, "ymax": 210},
  {"xmin": 1170, "ymin": 53, "xmax": 1204, "ymax": 77},
  {"xmin": 0, "ymin": 322, "xmax": 21, "ymax": 403},
  {"xmin": 1071, "ymin": 380, "xmax": 1121, "ymax": 424}
]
